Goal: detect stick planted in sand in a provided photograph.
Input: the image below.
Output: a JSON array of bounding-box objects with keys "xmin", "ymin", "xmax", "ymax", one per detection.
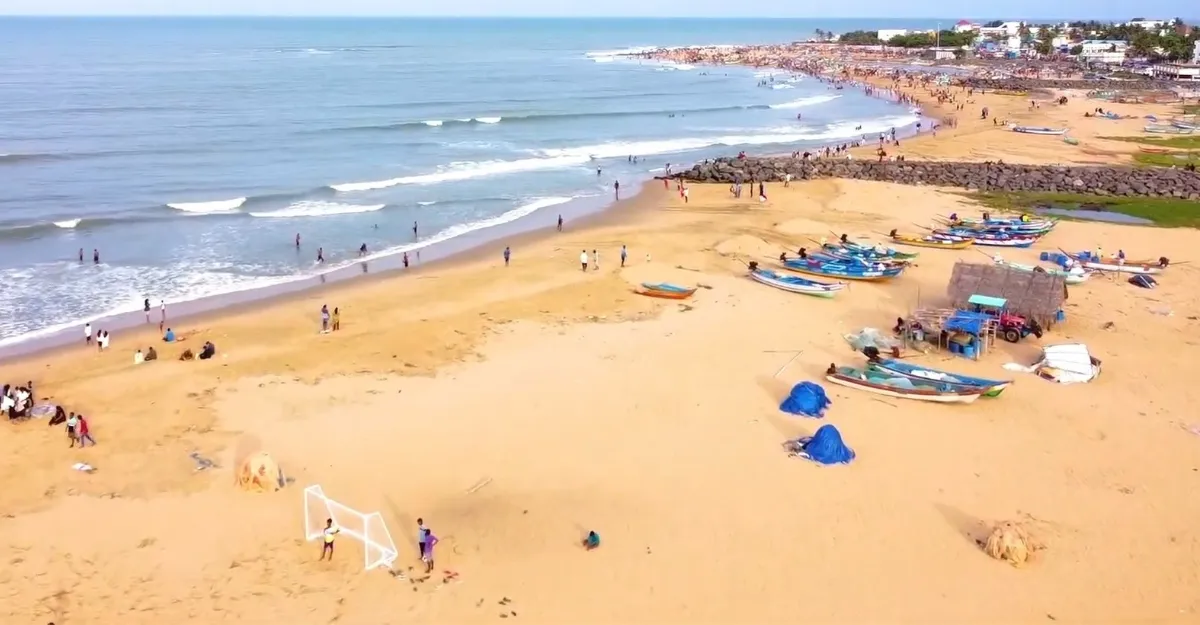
[
  {"xmin": 772, "ymin": 351, "xmax": 803, "ymax": 378},
  {"xmin": 465, "ymin": 477, "xmax": 493, "ymax": 495}
]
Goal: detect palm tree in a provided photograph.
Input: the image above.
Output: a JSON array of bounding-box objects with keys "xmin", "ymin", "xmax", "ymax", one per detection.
[{"xmin": 814, "ymin": 28, "xmax": 826, "ymax": 41}]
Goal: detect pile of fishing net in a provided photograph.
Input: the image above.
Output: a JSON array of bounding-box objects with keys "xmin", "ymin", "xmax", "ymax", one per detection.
[
  {"xmin": 983, "ymin": 520, "xmax": 1043, "ymax": 566},
  {"xmin": 236, "ymin": 451, "xmax": 285, "ymax": 493}
]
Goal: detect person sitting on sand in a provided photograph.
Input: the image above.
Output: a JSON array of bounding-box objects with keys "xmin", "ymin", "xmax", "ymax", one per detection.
[
  {"xmin": 583, "ymin": 531, "xmax": 600, "ymax": 550},
  {"xmin": 49, "ymin": 405, "xmax": 67, "ymax": 427},
  {"xmin": 797, "ymin": 247, "xmax": 807, "ymax": 260},
  {"xmin": 163, "ymin": 328, "xmax": 176, "ymax": 342},
  {"xmin": 146, "ymin": 346, "xmax": 158, "ymax": 361},
  {"xmin": 199, "ymin": 341, "xmax": 216, "ymax": 360},
  {"xmin": 179, "ymin": 349, "xmax": 195, "ymax": 361}
]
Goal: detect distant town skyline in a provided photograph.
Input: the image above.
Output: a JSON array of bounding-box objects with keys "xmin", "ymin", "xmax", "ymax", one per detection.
[{"xmin": 0, "ymin": 1, "xmax": 1195, "ymax": 20}]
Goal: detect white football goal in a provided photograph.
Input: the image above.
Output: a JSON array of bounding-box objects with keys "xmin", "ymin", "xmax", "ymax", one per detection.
[{"xmin": 303, "ymin": 484, "xmax": 398, "ymax": 571}]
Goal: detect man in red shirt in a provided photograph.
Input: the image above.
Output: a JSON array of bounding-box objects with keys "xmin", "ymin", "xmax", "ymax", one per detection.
[{"xmin": 77, "ymin": 415, "xmax": 96, "ymax": 447}]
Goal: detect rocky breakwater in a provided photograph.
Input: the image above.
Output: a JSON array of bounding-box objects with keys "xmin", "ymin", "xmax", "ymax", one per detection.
[
  {"xmin": 961, "ymin": 78, "xmax": 1178, "ymax": 92},
  {"xmin": 671, "ymin": 157, "xmax": 1200, "ymax": 199}
]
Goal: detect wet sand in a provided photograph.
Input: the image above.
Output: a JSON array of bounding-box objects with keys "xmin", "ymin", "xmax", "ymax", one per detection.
[{"xmin": 4, "ymin": 54, "xmax": 1200, "ymax": 625}]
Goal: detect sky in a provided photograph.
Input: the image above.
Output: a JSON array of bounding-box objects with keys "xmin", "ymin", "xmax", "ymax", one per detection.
[{"xmin": 0, "ymin": 1, "xmax": 1194, "ymax": 19}]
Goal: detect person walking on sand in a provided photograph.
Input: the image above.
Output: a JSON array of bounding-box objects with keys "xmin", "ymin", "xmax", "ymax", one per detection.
[
  {"xmin": 682, "ymin": 187, "xmax": 689, "ymax": 203},
  {"xmin": 160, "ymin": 300, "xmax": 167, "ymax": 325},
  {"xmin": 66, "ymin": 412, "xmax": 79, "ymax": 447},
  {"xmin": 579, "ymin": 250, "xmax": 588, "ymax": 272},
  {"xmin": 332, "ymin": 307, "xmax": 341, "ymax": 331},
  {"xmin": 320, "ymin": 305, "xmax": 330, "ymax": 333},
  {"xmin": 417, "ymin": 518, "xmax": 430, "ymax": 562},
  {"xmin": 84, "ymin": 323, "xmax": 92, "ymax": 346},
  {"xmin": 422, "ymin": 530, "xmax": 439, "ymax": 573},
  {"xmin": 320, "ymin": 518, "xmax": 339, "ymax": 561},
  {"xmin": 143, "ymin": 298, "xmax": 151, "ymax": 323},
  {"xmin": 613, "ymin": 180, "xmax": 620, "ymax": 201},
  {"xmin": 503, "ymin": 246, "xmax": 511, "ymax": 267},
  {"xmin": 592, "ymin": 249, "xmax": 599, "ymax": 271},
  {"xmin": 620, "ymin": 245, "xmax": 627, "ymax": 268},
  {"xmin": 557, "ymin": 215, "xmax": 563, "ymax": 232},
  {"xmin": 77, "ymin": 414, "xmax": 96, "ymax": 447}
]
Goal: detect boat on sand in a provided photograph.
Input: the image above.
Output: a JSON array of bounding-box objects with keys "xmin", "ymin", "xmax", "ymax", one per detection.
[
  {"xmin": 867, "ymin": 360, "xmax": 1011, "ymax": 397},
  {"xmin": 890, "ymin": 232, "xmax": 973, "ymax": 250},
  {"xmin": 1012, "ymin": 126, "xmax": 1067, "ymax": 135},
  {"xmin": 824, "ymin": 365, "xmax": 986, "ymax": 404},
  {"xmin": 636, "ymin": 282, "xmax": 696, "ymax": 299},
  {"xmin": 748, "ymin": 267, "xmax": 844, "ymax": 298}
]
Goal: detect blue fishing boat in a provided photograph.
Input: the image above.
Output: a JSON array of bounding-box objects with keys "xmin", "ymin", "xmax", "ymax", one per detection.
[
  {"xmin": 640, "ymin": 282, "xmax": 692, "ymax": 293},
  {"xmin": 824, "ymin": 241, "xmax": 919, "ymax": 261},
  {"xmin": 933, "ymin": 231, "xmax": 1037, "ymax": 248},
  {"xmin": 867, "ymin": 359, "xmax": 1012, "ymax": 397},
  {"xmin": 781, "ymin": 257, "xmax": 904, "ymax": 281},
  {"xmin": 749, "ymin": 268, "xmax": 845, "ymax": 298}
]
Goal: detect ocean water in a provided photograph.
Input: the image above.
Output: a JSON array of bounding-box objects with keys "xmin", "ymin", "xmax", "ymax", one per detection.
[{"xmin": 0, "ymin": 17, "xmax": 941, "ymax": 347}]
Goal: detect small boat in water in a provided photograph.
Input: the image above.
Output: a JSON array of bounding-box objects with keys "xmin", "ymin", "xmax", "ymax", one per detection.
[
  {"xmin": 748, "ymin": 267, "xmax": 844, "ymax": 298},
  {"xmin": 636, "ymin": 282, "xmax": 697, "ymax": 300},
  {"xmin": 1012, "ymin": 126, "xmax": 1068, "ymax": 135},
  {"xmin": 824, "ymin": 365, "xmax": 986, "ymax": 404},
  {"xmin": 867, "ymin": 359, "xmax": 1011, "ymax": 397}
]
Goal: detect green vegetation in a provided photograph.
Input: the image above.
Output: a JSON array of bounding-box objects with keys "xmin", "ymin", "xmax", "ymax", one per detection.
[
  {"xmin": 1132, "ymin": 152, "xmax": 1199, "ymax": 167},
  {"xmin": 1066, "ymin": 19, "xmax": 1198, "ymax": 61},
  {"xmin": 836, "ymin": 29, "xmax": 976, "ymax": 48},
  {"xmin": 1182, "ymin": 105, "xmax": 1200, "ymax": 115},
  {"xmin": 837, "ymin": 30, "xmax": 881, "ymax": 45},
  {"xmin": 1099, "ymin": 135, "xmax": 1200, "ymax": 149},
  {"xmin": 963, "ymin": 191, "xmax": 1200, "ymax": 228}
]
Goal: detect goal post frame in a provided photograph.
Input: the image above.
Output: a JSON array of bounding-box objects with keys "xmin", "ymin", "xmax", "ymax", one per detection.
[{"xmin": 303, "ymin": 484, "xmax": 398, "ymax": 571}]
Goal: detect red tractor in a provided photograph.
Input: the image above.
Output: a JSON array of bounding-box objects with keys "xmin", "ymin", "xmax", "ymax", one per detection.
[{"xmin": 968, "ymin": 295, "xmax": 1044, "ymax": 343}]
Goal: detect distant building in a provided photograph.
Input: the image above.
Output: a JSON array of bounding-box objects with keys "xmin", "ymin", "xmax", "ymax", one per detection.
[
  {"xmin": 1051, "ymin": 35, "xmax": 1070, "ymax": 49},
  {"xmin": 953, "ymin": 20, "xmax": 980, "ymax": 33},
  {"xmin": 1151, "ymin": 63, "xmax": 1200, "ymax": 81},
  {"xmin": 1078, "ymin": 39, "xmax": 1129, "ymax": 64},
  {"xmin": 1006, "ymin": 36, "xmax": 1023, "ymax": 51},
  {"xmin": 1000, "ymin": 21, "xmax": 1023, "ymax": 36},
  {"xmin": 878, "ymin": 29, "xmax": 909, "ymax": 42},
  {"xmin": 1126, "ymin": 18, "xmax": 1167, "ymax": 31},
  {"xmin": 1194, "ymin": 40, "xmax": 1200, "ymax": 63}
]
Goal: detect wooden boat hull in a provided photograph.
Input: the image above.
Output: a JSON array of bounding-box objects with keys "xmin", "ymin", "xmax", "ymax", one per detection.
[
  {"xmin": 780, "ymin": 261, "xmax": 903, "ymax": 281},
  {"xmin": 1079, "ymin": 261, "xmax": 1163, "ymax": 275},
  {"xmin": 749, "ymin": 270, "xmax": 843, "ymax": 297},
  {"xmin": 636, "ymin": 286, "xmax": 696, "ymax": 300},
  {"xmin": 830, "ymin": 242, "xmax": 920, "ymax": 260},
  {"xmin": 891, "ymin": 234, "xmax": 973, "ymax": 250},
  {"xmin": 1139, "ymin": 146, "xmax": 1172, "ymax": 154},
  {"xmin": 1145, "ymin": 124, "xmax": 1192, "ymax": 134},
  {"xmin": 825, "ymin": 367, "xmax": 984, "ymax": 404},
  {"xmin": 1013, "ymin": 127, "xmax": 1067, "ymax": 135},
  {"xmin": 944, "ymin": 236, "xmax": 1035, "ymax": 249},
  {"xmin": 1000, "ymin": 261, "xmax": 1089, "ymax": 285},
  {"xmin": 868, "ymin": 361, "xmax": 1010, "ymax": 398}
]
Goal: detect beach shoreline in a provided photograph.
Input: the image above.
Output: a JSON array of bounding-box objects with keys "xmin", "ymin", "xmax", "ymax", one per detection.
[{"xmin": 5, "ymin": 38, "xmax": 1200, "ymax": 625}]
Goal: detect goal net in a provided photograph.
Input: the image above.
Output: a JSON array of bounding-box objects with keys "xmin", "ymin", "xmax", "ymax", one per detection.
[{"xmin": 303, "ymin": 484, "xmax": 398, "ymax": 571}]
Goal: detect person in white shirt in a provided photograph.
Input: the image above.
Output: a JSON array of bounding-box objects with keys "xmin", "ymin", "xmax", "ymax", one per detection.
[
  {"xmin": 579, "ymin": 250, "xmax": 588, "ymax": 272},
  {"xmin": 99, "ymin": 331, "xmax": 110, "ymax": 351},
  {"xmin": 591, "ymin": 249, "xmax": 599, "ymax": 271},
  {"xmin": 84, "ymin": 323, "xmax": 93, "ymax": 346},
  {"xmin": 134, "ymin": 349, "xmax": 144, "ymax": 364}
]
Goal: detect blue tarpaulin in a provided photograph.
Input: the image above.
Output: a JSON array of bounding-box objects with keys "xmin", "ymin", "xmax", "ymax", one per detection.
[
  {"xmin": 779, "ymin": 382, "xmax": 831, "ymax": 418},
  {"xmin": 945, "ymin": 310, "xmax": 992, "ymax": 335},
  {"xmin": 796, "ymin": 424, "xmax": 856, "ymax": 465}
]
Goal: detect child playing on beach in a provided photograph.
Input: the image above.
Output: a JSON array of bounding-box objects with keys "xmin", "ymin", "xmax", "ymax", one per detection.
[
  {"xmin": 320, "ymin": 518, "xmax": 339, "ymax": 561},
  {"xmin": 332, "ymin": 308, "xmax": 341, "ymax": 331},
  {"xmin": 320, "ymin": 305, "xmax": 330, "ymax": 333}
]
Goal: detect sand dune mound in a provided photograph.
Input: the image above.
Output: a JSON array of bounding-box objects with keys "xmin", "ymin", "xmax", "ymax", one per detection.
[
  {"xmin": 775, "ymin": 217, "xmax": 834, "ymax": 237},
  {"xmin": 983, "ymin": 520, "xmax": 1043, "ymax": 566},
  {"xmin": 236, "ymin": 451, "xmax": 285, "ymax": 493}
]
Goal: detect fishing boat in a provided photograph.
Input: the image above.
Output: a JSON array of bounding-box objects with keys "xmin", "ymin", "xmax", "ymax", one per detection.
[
  {"xmin": 780, "ymin": 257, "xmax": 904, "ymax": 281},
  {"xmin": 1173, "ymin": 120, "xmax": 1198, "ymax": 131},
  {"xmin": 826, "ymin": 240, "xmax": 919, "ymax": 261},
  {"xmin": 1012, "ymin": 126, "xmax": 1068, "ymax": 135},
  {"xmin": 933, "ymin": 231, "xmax": 1037, "ymax": 248},
  {"xmin": 748, "ymin": 268, "xmax": 845, "ymax": 298},
  {"xmin": 994, "ymin": 259, "xmax": 1090, "ymax": 285},
  {"xmin": 1065, "ymin": 252, "xmax": 1169, "ymax": 275},
  {"xmin": 636, "ymin": 282, "xmax": 696, "ymax": 300},
  {"xmin": 824, "ymin": 365, "xmax": 986, "ymax": 404},
  {"xmin": 808, "ymin": 250, "xmax": 908, "ymax": 268},
  {"xmin": 890, "ymin": 232, "xmax": 973, "ymax": 250},
  {"xmin": 1145, "ymin": 124, "xmax": 1193, "ymax": 134},
  {"xmin": 868, "ymin": 359, "xmax": 1011, "ymax": 397},
  {"xmin": 940, "ymin": 215, "xmax": 1057, "ymax": 233},
  {"xmin": 1139, "ymin": 146, "xmax": 1173, "ymax": 154}
]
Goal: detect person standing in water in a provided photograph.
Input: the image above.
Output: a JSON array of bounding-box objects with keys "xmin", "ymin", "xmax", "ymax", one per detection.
[
  {"xmin": 403, "ymin": 251, "xmax": 409, "ymax": 268},
  {"xmin": 317, "ymin": 247, "xmax": 324, "ymax": 263},
  {"xmin": 412, "ymin": 221, "xmax": 418, "ymax": 238},
  {"xmin": 93, "ymin": 249, "xmax": 100, "ymax": 264},
  {"xmin": 557, "ymin": 215, "xmax": 563, "ymax": 232},
  {"xmin": 295, "ymin": 233, "xmax": 301, "ymax": 248},
  {"xmin": 78, "ymin": 248, "xmax": 84, "ymax": 262},
  {"xmin": 613, "ymin": 180, "xmax": 620, "ymax": 201}
]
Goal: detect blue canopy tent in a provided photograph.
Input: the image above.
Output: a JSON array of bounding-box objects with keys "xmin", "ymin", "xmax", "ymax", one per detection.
[{"xmin": 942, "ymin": 310, "xmax": 993, "ymax": 359}]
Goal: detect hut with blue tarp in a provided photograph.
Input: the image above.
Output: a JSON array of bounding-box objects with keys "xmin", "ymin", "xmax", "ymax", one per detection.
[
  {"xmin": 779, "ymin": 382, "xmax": 831, "ymax": 418},
  {"xmin": 943, "ymin": 309, "xmax": 994, "ymax": 359}
]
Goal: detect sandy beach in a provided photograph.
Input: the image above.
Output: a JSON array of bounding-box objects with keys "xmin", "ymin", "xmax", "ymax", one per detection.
[{"xmin": 5, "ymin": 54, "xmax": 1200, "ymax": 624}]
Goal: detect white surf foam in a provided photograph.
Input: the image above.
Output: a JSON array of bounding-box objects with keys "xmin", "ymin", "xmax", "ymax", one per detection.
[
  {"xmin": 167, "ymin": 197, "xmax": 247, "ymax": 214},
  {"xmin": 331, "ymin": 119, "xmax": 918, "ymax": 192},
  {"xmin": 475, "ymin": 117, "xmax": 502, "ymax": 124},
  {"xmin": 771, "ymin": 84, "xmax": 795, "ymax": 90},
  {"xmin": 423, "ymin": 120, "xmax": 444, "ymax": 127},
  {"xmin": 54, "ymin": 219, "xmax": 81, "ymax": 228},
  {"xmin": 769, "ymin": 94, "xmax": 842, "ymax": 110},
  {"xmin": 248, "ymin": 201, "xmax": 385, "ymax": 218},
  {"xmin": 417, "ymin": 201, "xmax": 437, "ymax": 206}
]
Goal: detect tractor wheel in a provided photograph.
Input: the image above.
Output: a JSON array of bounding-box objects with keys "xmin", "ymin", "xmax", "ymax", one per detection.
[{"xmin": 1003, "ymin": 328, "xmax": 1022, "ymax": 343}]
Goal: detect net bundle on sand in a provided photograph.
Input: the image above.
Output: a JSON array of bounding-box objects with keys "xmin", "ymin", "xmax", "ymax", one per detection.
[
  {"xmin": 983, "ymin": 521, "xmax": 1042, "ymax": 566},
  {"xmin": 236, "ymin": 451, "xmax": 284, "ymax": 492}
]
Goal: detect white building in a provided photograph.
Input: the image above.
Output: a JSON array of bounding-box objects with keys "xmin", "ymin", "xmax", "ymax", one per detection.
[
  {"xmin": 1051, "ymin": 35, "xmax": 1070, "ymax": 49},
  {"xmin": 1078, "ymin": 39, "xmax": 1129, "ymax": 64},
  {"xmin": 953, "ymin": 20, "xmax": 980, "ymax": 33},
  {"xmin": 1006, "ymin": 36, "xmax": 1022, "ymax": 51},
  {"xmin": 1000, "ymin": 21, "xmax": 1023, "ymax": 36},
  {"xmin": 1126, "ymin": 18, "xmax": 1167, "ymax": 30},
  {"xmin": 1194, "ymin": 40, "xmax": 1200, "ymax": 63},
  {"xmin": 878, "ymin": 29, "xmax": 909, "ymax": 42}
]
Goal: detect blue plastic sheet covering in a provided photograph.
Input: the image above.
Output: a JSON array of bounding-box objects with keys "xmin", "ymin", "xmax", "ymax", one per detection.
[
  {"xmin": 779, "ymin": 381, "xmax": 831, "ymax": 418},
  {"xmin": 945, "ymin": 310, "xmax": 992, "ymax": 336},
  {"xmin": 798, "ymin": 424, "xmax": 856, "ymax": 465}
]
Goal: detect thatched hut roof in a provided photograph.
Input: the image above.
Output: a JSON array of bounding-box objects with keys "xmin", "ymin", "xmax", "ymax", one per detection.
[{"xmin": 946, "ymin": 262, "xmax": 1066, "ymax": 326}]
